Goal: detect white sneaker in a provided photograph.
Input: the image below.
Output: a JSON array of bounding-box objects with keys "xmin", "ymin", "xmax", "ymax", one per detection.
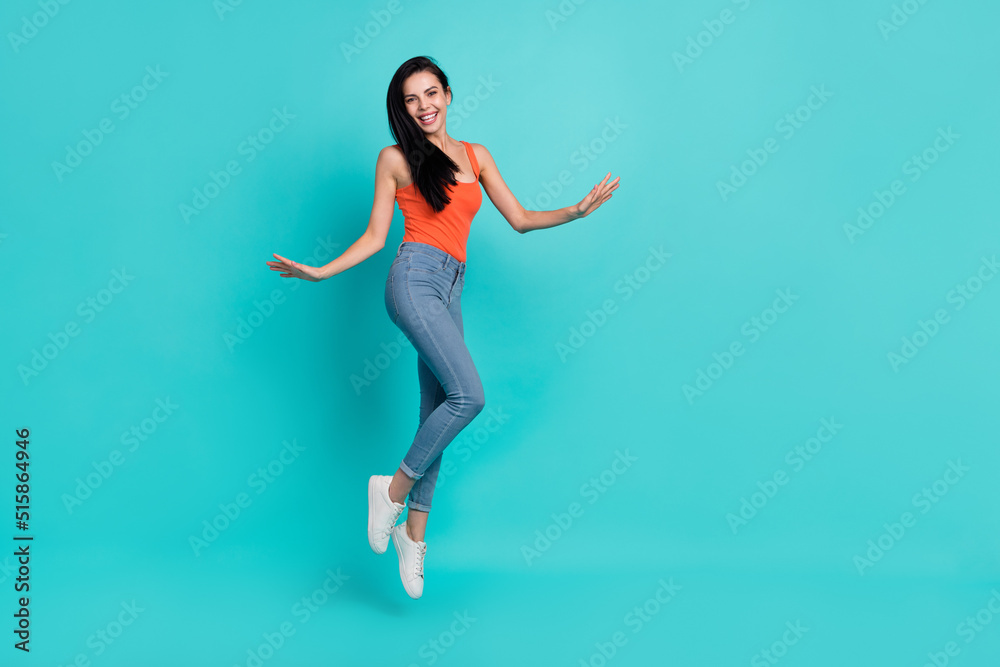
[
  {"xmin": 368, "ymin": 475, "xmax": 404, "ymax": 555},
  {"xmin": 391, "ymin": 522, "xmax": 426, "ymax": 599}
]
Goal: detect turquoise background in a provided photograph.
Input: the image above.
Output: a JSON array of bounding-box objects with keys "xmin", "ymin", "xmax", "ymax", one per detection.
[{"xmin": 2, "ymin": 0, "xmax": 1000, "ymax": 664}]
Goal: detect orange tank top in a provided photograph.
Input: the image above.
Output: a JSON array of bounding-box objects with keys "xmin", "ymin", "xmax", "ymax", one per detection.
[{"xmin": 395, "ymin": 140, "xmax": 482, "ymax": 263}]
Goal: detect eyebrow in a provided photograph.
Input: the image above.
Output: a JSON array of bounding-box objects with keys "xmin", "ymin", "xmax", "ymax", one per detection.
[{"xmin": 404, "ymin": 86, "xmax": 438, "ymax": 98}]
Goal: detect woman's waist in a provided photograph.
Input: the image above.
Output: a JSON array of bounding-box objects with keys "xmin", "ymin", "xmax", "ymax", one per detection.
[
  {"xmin": 398, "ymin": 229, "xmax": 467, "ymax": 264},
  {"xmin": 396, "ymin": 236, "xmax": 465, "ymax": 269}
]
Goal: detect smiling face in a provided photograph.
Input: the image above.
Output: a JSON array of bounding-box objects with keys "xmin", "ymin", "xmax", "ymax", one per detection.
[{"xmin": 402, "ymin": 70, "xmax": 451, "ymax": 134}]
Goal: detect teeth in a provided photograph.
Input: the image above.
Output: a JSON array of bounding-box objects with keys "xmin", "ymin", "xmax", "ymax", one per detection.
[{"xmin": 420, "ymin": 113, "xmax": 437, "ymax": 121}]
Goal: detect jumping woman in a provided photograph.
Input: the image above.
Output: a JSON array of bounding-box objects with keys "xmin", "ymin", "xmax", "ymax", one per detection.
[{"xmin": 267, "ymin": 56, "xmax": 619, "ymax": 599}]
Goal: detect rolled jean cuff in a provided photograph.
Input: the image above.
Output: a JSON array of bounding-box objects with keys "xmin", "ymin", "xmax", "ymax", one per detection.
[
  {"xmin": 399, "ymin": 460, "xmax": 421, "ymax": 480},
  {"xmin": 408, "ymin": 500, "xmax": 432, "ymax": 512}
]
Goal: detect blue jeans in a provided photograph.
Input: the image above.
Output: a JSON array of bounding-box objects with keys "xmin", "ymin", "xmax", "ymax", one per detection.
[{"xmin": 384, "ymin": 241, "xmax": 486, "ymax": 511}]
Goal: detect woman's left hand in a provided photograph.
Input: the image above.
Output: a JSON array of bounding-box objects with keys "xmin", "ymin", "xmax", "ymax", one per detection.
[{"xmin": 572, "ymin": 172, "xmax": 620, "ymax": 219}]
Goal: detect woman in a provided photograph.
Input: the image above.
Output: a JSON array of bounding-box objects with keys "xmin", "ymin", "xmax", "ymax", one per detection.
[{"xmin": 267, "ymin": 56, "xmax": 618, "ymax": 599}]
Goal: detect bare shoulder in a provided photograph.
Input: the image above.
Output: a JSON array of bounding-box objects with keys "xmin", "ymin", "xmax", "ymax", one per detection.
[
  {"xmin": 378, "ymin": 144, "xmax": 409, "ymax": 184},
  {"xmin": 380, "ymin": 144, "xmax": 407, "ymax": 168},
  {"xmin": 466, "ymin": 141, "xmax": 489, "ymax": 158},
  {"xmin": 466, "ymin": 142, "xmax": 494, "ymax": 171}
]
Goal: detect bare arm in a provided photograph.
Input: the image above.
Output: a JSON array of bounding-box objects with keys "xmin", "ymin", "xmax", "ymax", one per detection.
[
  {"xmin": 268, "ymin": 147, "xmax": 399, "ymax": 282},
  {"xmin": 316, "ymin": 147, "xmax": 399, "ymax": 279},
  {"xmin": 474, "ymin": 143, "xmax": 619, "ymax": 234}
]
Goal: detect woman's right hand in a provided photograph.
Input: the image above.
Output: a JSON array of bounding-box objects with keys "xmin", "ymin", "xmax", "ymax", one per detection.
[
  {"xmin": 572, "ymin": 172, "xmax": 619, "ymax": 219},
  {"xmin": 267, "ymin": 254, "xmax": 325, "ymax": 282}
]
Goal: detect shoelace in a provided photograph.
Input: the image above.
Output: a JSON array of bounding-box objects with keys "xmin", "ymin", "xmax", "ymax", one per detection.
[
  {"xmin": 382, "ymin": 504, "xmax": 404, "ymax": 538},
  {"xmin": 414, "ymin": 543, "xmax": 426, "ymax": 578}
]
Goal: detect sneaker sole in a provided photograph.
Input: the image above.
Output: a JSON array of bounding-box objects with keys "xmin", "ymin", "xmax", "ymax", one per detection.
[
  {"xmin": 368, "ymin": 476, "xmax": 387, "ymax": 555},
  {"xmin": 392, "ymin": 529, "xmax": 422, "ymax": 599}
]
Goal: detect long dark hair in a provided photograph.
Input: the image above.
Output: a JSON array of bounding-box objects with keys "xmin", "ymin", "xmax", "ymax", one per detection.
[{"xmin": 386, "ymin": 56, "xmax": 462, "ymax": 212}]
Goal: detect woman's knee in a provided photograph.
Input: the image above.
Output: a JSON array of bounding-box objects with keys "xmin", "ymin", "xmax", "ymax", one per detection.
[
  {"xmin": 445, "ymin": 379, "xmax": 484, "ymax": 418},
  {"xmin": 462, "ymin": 381, "xmax": 486, "ymax": 417}
]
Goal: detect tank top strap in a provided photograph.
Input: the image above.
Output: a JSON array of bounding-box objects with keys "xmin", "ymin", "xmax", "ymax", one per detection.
[{"xmin": 462, "ymin": 141, "xmax": 480, "ymax": 180}]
